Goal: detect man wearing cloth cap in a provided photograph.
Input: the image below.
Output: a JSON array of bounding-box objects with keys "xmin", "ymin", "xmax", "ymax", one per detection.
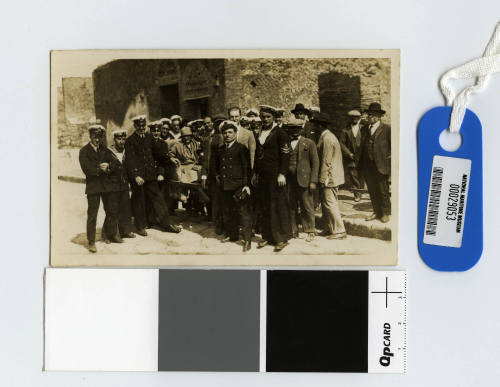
[
  {"xmin": 228, "ymin": 106, "xmax": 256, "ymax": 169},
  {"xmin": 215, "ymin": 121, "xmax": 253, "ymax": 252},
  {"xmin": 254, "ymin": 105, "xmax": 292, "ymax": 252},
  {"xmin": 107, "ymin": 129, "xmax": 135, "ymax": 240},
  {"xmin": 340, "ymin": 110, "xmax": 365, "ymax": 202},
  {"xmin": 285, "ymin": 122, "xmax": 319, "ymax": 242},
  {"xmin": 291, "ymin": 103, "xmax": 318, "ymax": 143},
  {"xmin": 360, "ymin": 103, "xmax": 391, "ymax": 223},
  {"xmin": 166, "ymin": 115, "xmax": 183, "ymax": 143},
  {"xmin": 79, "ymin": 125, "xmax": 119, "ymax": 253},
  {"xmin": 314, "ymin": 113, "xmax": 347, "ymax": 240},
  {"xmin": 125, "ymin": 115, "xmax": 181, "ymax": 236}
]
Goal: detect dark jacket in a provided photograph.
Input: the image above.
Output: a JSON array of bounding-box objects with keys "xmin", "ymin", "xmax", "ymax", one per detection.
[
  {"xmin": 303, "ymin": 121, "xmax": 319, "ymax": 143},
  {"xmin": 108, "ymin": 145, "xmax": 130, "ymax": 192},
  {"xmin": 340, "ymin": 126, "xmax": 363, "ymax": 169},
  {"xmin": 201, "ymin": 133, "xmax": 224, "ymax": 179},
  {"xmin": 124, "ymin": 131, "xmax": 158, "ymax": 182},
  {"xmin": 289, "ymin": 137, "xmax": 320, "ymax": 188},
  {"xmin": 215, "ymin": 141, "xmax": 251, "ymax": 191},
  {"xmin": 255, "ymin": 125, "xmax": 291, "ymax": 179},
  {"xmin": 79, "ymin": 143, "xmax": 115, "ymax": 195},
  {"xmin": 360, "ymin": 123, "xmax": 391, "ymax": 175}
]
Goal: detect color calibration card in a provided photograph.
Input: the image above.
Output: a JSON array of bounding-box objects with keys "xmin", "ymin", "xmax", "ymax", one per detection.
[{"xmin": 44, "ymin": 269, "xmax": 407, "ymax": 373}]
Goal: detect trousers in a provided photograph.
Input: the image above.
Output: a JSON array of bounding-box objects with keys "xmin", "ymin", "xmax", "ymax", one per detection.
[
  {"xmin": 222, "ymin": 189, "xmax": 252, "ymax": 242},
  {"xmin": 321, "ymin": 186, "xmax": 346, "ymax": 236},
  {"xmin": 287, "ymin": 175, "xmax": 315, "ymax": 234},
  {"xmin": 363, "ymin": 161, "xmax": 391, "ymax": 217},
  {"xmin": 86, "ymin": 192, "xmax": 117, "ymax": 243},
  {"xmin": 259, "ymin": 176, "xmax": 291, "ymax": 244},
  {"xmin": 130, "ymin": 180, "xmax": 172, "ymax": 231}
]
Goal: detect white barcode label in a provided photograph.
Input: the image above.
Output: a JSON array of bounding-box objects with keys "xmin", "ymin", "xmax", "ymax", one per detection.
[{"xmin": 423, "ymin": 155, "xmax": 471, "ymax": 248}]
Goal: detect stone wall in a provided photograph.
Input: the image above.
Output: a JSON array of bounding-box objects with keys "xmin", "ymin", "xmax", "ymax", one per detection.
[
  {"xmin": 58, "ymin": 78, "xmax": 96, "ymax": 148},
  {"xmin": 224, "ymin": 58, "xmax": 391, "ymax": 133},
  {"xmin": 92, "ymin": 59, "xmax": 226, "ymax": 145}
]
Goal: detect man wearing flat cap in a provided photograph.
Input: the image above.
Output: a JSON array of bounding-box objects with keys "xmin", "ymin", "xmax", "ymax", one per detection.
[
  {"xmin": 125, "ymin": 115, "xmax": 181, "ymax": 236},
  {"xmin": 340, "ymin": 110, "xmax": 364, "ymax": 202},
  {"xmin": 360, "ymin": 103, "xmax": 391, "ymax": 223},
  {"xmin": 254, "ymin": 105, "xmax": 292, "ymax": 252},
  {"xmin": 107, "ymin": 129, "xmax": 135, "ymax": 240},
  {"xmin": 79, "ymin": 125, "xmax": 119, "ymax": 253},
  {"xmin": 215, "ymin": 121, "xmax": 253, "ymax": 252},
  {"xmin": 291, "ymin": 103, "xmax": 318, "ymax": 143},
  {"xmin": 285, "ymin": 122, "xmax": 319, "ymax": 242},
  {"xmin": 313, "ymin": 113, "xmax": 347, "ymax": 240}
]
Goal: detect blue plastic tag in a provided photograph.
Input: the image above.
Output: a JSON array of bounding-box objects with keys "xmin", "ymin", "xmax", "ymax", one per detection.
[{"xmin": 418, "ymin": 106, "xmax": 483, "ymax": 271}]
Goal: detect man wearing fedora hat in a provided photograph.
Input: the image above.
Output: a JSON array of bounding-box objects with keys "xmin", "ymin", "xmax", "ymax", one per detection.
[
  {"xmin": 291, "ymin": 103, "xmax": 318, "ymax": 143},
  {"xmin": 313, "ymin": 113, "xmax": 347, "ymax": 240},
  {"xmin": 125, "ymin": 115, "xmax": 181, "ymax": 236},
  {"xmin": 340, "ymin": 110, "xmax": 365, "ymax": 202},
  {"xmin": 360, "ymin": 102, "xmax": 391, "ymax": 223},
  {"xmin": 79, "ymin": 124, "xmax": 120, "ymax": 252}
]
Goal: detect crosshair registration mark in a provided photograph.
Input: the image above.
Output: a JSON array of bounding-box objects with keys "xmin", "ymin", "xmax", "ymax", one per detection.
[{"xmin": 371, "ymin": 276, "xmax": 402, "ymax": 308}]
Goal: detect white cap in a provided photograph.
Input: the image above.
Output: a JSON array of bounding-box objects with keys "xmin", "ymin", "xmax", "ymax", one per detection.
[
  {"xmin": 131, "ymin": 114, "xmax": 147, "ymax": 122},
  {"xmin": 347, "ymin": 110, "xmax": 361, "ymax": 117},
  {"xmin": 112, "ymin": 129, "xmax": 127, "ymax": 136}
]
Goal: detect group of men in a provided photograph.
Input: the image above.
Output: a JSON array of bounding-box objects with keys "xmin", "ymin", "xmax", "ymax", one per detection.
[{"xmin": 78, "ymin": 101, "xmax": 391, "ymax": 253}]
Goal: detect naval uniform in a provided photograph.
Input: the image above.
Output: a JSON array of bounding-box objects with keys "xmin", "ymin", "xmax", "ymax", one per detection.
[
  {"xmin": 79, "ymin": 142, "xmax": 118, "ymax": 244},
  {"xmin": 124, "ymin": 131, "xmax": 173, "ymax": 231},
  {"xmin": 215, "ymin": 141, "xmax": 252, "ymax": 242},
  {"xmin": 255, "ymin": 123, "xmax": 292, "ymax": 244}
]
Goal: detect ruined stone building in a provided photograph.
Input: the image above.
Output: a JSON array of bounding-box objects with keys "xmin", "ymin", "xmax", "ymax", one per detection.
[{"xmin": 92, "ymin": 58, "xmax": 392, "ymax": 145}]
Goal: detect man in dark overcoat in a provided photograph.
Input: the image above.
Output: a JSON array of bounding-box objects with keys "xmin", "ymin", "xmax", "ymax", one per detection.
[
  {"xmin": 339, "ymin": 110, "xmax": 364, "ymax": 202},
  {"xmin": 78, "ymin": 125, "xmax": 118, "ymax": 253},
  {"xmin": 124, "ymin": 115, "xmax": 181, "ymax": 236},
  {"xmin": 360, "ymin": 103, "xmax": 391, "ymax": 223}
]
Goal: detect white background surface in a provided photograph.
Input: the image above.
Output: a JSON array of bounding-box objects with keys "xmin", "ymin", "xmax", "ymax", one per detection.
[{"xmin": 1, "ymin": 0, "xmax": 499, "ymax": 386}]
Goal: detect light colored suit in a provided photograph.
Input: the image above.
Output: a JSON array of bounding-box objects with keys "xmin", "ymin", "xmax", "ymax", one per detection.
[
  {"xmin": 236, "ymin": 126, "xmax": 256, "ymax": 169},
  {"xmin": 317, "ymin": 129, "xmax": 346, "ymax": 236},
  {"xmin": 317, "ymin": 130, "xmax": 344, "ymax": 187}
]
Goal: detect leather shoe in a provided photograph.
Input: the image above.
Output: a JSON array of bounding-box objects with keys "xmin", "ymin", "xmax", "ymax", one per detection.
[
  {"xmin": 103, "ymin": 238, "xmax": 111, "ymax": 244},
  {"xmin": 243, "ymin": 241, "xmax": 251, "ymax": 252},
  {"xmin": 319, "ymin": 230, "xmax": 331, "ymax": 237},
  {"xmin": 365, "ymin": 213, "xmax": 378, "ymax": 221},
  {"xmin": 88, "ymin": 243, "xmax": 97, "ymax": 253},
  {"xmin": 274, "ymin": 241, "xmax": 288, "ymax": 252},
  {"xmin": 257, "ymin": 240, "xmax": 268, "ymax": 249},
  {"xmin": 306, "ymin": 233, "xmax": 315, "ymax": 242},
  {"xmin": 122, "ymin": 232, "xmax": 136, "ymax": 238},
  {"xmin": 380, "ymin": 215, "xmax": 390, "ymax": 223},
  {"xmin": 165, "ymin": 224, "xmax": 181, "ymax": 233},
  {"xmin": 136, "ymin": 229, "xmax": 148, "ymax": 237},
  {"xmin": 111, "ymin": 235, "xmax": 124, "ymax": 243}
]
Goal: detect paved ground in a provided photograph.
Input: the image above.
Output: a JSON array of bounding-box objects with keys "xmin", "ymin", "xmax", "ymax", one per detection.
[{"xmin": 52, "ymin": 148, "xmax": 394, "ymax": 260}]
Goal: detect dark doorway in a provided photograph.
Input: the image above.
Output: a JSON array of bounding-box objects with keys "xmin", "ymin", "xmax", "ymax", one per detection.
[
  {"xmin": 318, "ymin": 72, "xmax": 361, "ymax": 137},
  {"xmin": 159, "ymin": 84, "xmax": 180, "ymax": 118},
  {"xmin": 185, "ymin": 97, "xmax": 209, "ymax": 120}
]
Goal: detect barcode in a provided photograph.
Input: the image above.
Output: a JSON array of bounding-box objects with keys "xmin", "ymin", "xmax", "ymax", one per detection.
[{"xmin": 425, "ymin": 166, "xmax": 444, "ymax": 236}]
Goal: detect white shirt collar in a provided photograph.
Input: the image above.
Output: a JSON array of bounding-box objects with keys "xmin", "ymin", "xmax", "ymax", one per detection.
[
  {"xmin": 225, "ymin": 139, "xmax": 236, "ymax": 149},
  {"xmin": 89, "ymin": 142, "xmax": 99, "ymax": 152},
  {"xmin": 370, "ymin": 121, "xmax": 380, "ymax": 135}
]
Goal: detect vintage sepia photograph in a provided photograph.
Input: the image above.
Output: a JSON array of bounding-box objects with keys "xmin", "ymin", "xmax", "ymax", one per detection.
[{"xmin": 50, "ymin": 50, "xmax": 399, "ymax": 266}]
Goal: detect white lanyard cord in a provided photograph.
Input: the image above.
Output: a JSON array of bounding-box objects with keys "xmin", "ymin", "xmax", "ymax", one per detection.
[{"xmin": 440, "ymin": 22, "xmax": 500, "ymax": 133}]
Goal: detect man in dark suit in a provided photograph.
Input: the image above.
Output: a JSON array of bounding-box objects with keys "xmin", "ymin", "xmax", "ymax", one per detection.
[
  {"xmin": 339, "ymin": 110, "xmax": 364, "ymax": 202},
  {"xmin": 360, "ymin": 103, "xmax": 391, "ymax": 223},
  {"xmin": 215, "ymin": 121, "xmax": 253, "ymax": 252},
  {"xmin": 285, "ymin": 123, "xmax": 319, "ymax": 242},
  {"xmin": 78, "ymin": 125, "xmax": 119, "ymax": 253},
  {"xmin": 107, "ymin": 129, "xmax": 135, "ymax": 241},
  {"xmin": 124, "ymin": 115, "xmax": 181, "ymax": 236},
  {"xmin": 254, "ymin": 105, "xmax": 292, "ymax": 252},
  {"xmin": 291, "ymin": 103, "xmax": 318, "ymax": 143}
]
